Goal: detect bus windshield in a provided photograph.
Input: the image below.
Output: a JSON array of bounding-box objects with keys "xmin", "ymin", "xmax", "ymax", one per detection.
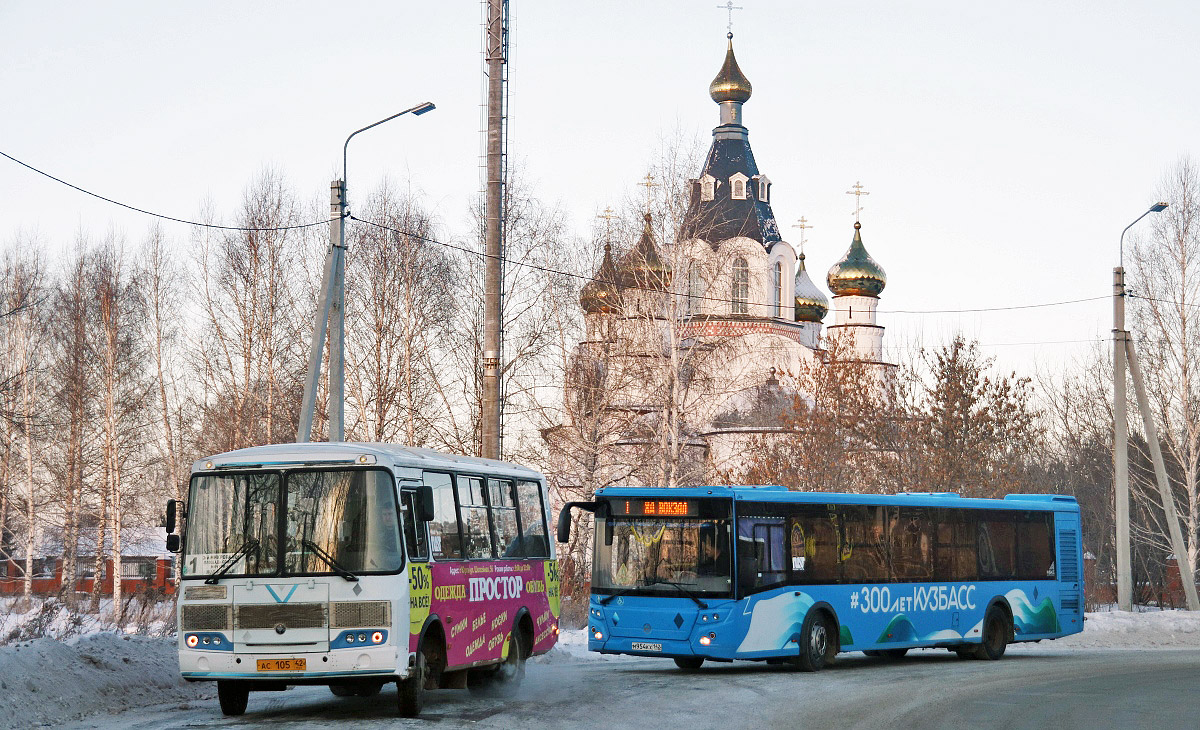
[
  {"xmin": 182, "ymin": 468, "xmax": 403, "ymax": 579},
  {"xmin": 593, "ymin": 513, "xmax": 732, "ymax": 597}
]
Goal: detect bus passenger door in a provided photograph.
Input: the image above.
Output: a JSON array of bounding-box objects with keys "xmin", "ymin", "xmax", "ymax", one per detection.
[{"xmin": 1054, "ymin": 513, "xmax": 1083, "ymax": 632}]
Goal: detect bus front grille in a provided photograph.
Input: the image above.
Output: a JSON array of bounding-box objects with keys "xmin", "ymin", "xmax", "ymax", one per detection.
[
  {"xmin": 181, "ymin": 604, "xmax": 232, "ymax": 631},
  {"xmin": 331, "ymin": 601, "xmax": 390, "ymax": 628},
  {"xmin": 235, "ymin": 603, "xmax": 327, "ymax": 630}
]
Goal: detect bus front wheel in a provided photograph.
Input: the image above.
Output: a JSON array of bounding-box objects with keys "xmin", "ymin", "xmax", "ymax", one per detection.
[
  {"xmin": 972, "ymin": 607, "xmax": 1010, "ymax": 660},
  {"xmin": 397, "ymin": 649, "xmax": 428, "ymax": 717},
  {"xmin": 674, "ymin": 656, "xmax": 704, "ymax": 671},
  {"xmin": 216, "ymin": 680, "xmax": 249, "ymax": 716},
  {"xmin": 793, "ymin": 611, "xmax": 835, "ymax": 672}
]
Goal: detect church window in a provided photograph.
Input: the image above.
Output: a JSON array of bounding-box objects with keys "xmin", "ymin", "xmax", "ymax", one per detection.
[
  {"xmin": 700, "ymin": 175, "xmax": 716, "ymax": 202},
  {"xmin": 732, "ymin": 258, "xmax": 749, "ymax": 315},
  {"xmin": 757, "ymin": 176, "xmax": 771, "ymax": 202},
  {"xmin": 687, "ymin": 262, "xmax": 702, "ymax": 315},
  {"xmin": 729, "ymin": 173, "xmax": 749, "ymax": 200},
  {"xmin": 773, "ymin": 261, "xmax": 782, "ymax": 318}
]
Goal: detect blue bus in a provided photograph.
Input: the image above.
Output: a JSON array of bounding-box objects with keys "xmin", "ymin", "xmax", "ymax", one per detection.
[{"xmin": 558, "ymin": 486, "xmax": 1083, "ymax": 670}]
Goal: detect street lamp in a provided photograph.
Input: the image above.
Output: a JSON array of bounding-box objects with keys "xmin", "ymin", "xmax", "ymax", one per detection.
[
  {"xmin": 1113, "ymin": 201, "xmax": 1167, "ymax": 611},
  {"xmin": 297, "ymin": 102, "xmax": 436, "ymax": 443}
]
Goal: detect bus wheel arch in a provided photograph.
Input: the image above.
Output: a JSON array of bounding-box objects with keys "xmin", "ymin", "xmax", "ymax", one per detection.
[{"xmin": 810, "ymin": 602, "xmax": 842, "ymax": 655}]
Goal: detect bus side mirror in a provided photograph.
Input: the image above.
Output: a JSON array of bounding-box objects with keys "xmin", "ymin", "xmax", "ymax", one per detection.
[
  {"xmin": 166, "ymin": 533, "xmax": 181, "ymax": 553},
  {"xmin": 166, "ymin": 499, "xmax": 180, "ymax": 533},
  {"xmin": 415, "ymin": 486, "xmax": 435, "ymax": 522},
  {"xmin": 556, "ymin": 501, "xmax": 600, "ymax": 543},
  {"xmin": 556, "ymin": 508, "xmax": 573, "ymax": 544}
]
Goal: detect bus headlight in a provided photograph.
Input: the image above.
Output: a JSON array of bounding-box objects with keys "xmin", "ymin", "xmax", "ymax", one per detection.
[
  {"xmin": 592, "ymin": 628, "xmax": 603, "ymax": 640},
  {"xmin": 372, "ymin": 631, "xmax": 384, "ymax": 644},
  {"xmin": 699, "ymin": 632, "xmax": 716, "ymax": 646},
  {"xmin": 186, "ymin": 635, "xmax": 199, "ymax": 648}
]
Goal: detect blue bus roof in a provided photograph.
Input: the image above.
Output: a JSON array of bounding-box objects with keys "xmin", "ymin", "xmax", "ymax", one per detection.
[{"xmin": 594, "ymin": 485, "xmax": 1078, "ymax": 512}]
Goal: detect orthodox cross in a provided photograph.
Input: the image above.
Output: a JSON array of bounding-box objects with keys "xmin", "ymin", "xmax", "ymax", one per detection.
[
  {"xmin": 717, "ymin": 2, "xmax": 743, "ymax": 34},
  {"xmin": 637, "ymin": 173, "xmax": 659, "ymax": 209},
  {"xmin": 597, "ymin": 206, "xmax": 618, "ymax": 245},
  {"xmin": 846, "ymin": 180, "xmax": 870, "ymax": 223},
  {"xmin": 791, "ymin": 216, "xmax": 813, "ymax": 255}
]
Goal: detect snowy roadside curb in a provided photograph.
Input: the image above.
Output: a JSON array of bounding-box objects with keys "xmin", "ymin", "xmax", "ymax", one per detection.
[{"xmin": 0, "ymin": 633, "xmax": 207, "ymax": 729}]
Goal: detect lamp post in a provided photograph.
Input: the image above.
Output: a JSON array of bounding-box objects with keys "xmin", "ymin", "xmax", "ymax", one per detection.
[
  {"xmin": 297, "ymin": 102, "xmax": 436, "ymax": 443},
  {"xmin": 1113, "ymin": 201, "xmax": 1167, "ymax": 611}
]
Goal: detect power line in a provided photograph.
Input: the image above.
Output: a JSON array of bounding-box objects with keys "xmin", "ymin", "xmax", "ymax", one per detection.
[
  {"xmin": 349, "ymin": 215, "xmax": 1109, "ymax": 316},
  {"xmin": 1128, "ymin": 293, "xmax": 1200, "ymax": 312},
  {"xmin": 0, "ymin": 149, "xmax": 332, "ymax": 232},
  {"xmin": 0, "ymin": 148, "xmax": 1117, "ymax": 317}
]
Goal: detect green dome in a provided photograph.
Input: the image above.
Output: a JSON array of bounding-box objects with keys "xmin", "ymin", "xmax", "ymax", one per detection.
[{"xmin": 827, "ymin": 223, "xmax": 886, "ymax": 298}]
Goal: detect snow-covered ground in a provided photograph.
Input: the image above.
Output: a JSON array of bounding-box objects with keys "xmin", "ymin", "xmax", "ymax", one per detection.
[{"xmin": 2, "ymin": 610, "xmax": 1198, "ymax": 729}]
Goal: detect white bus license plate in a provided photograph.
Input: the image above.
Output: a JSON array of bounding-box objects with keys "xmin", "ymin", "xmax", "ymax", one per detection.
[{"xmin": 631, "ymin": 642, "xmax": 662, "ymax": 652}]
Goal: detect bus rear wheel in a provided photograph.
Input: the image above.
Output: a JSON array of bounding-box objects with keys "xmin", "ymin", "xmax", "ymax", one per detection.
[
  {"xmin": 793, "ymin": 611, "xmax": 835, "ymax": 672},
  {"xmin": 972, "ymin": 607, "xmax": 1010, "ymax": 660},
  {"xmin": 217, "ymin": 680, "xmax": 249, "ymax": 716},
  {"xmin": 674, "ymin": 656, "xmax": 704, "ymax": 671}
]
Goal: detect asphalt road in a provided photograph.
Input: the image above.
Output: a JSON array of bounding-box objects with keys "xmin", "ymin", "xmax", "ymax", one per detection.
[{"xmin": 63, "ymin": 647, "xmax": 1200, "ymax": 729}]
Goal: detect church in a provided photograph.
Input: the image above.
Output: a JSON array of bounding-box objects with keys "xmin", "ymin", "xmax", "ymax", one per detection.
[{"xmin": 563, "ymin": 33, "xmax": 892, "ymax": 485}]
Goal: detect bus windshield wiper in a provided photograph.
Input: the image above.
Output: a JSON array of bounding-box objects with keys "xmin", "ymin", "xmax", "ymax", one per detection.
[
  {"xmin": 642, "ymin": 578, "xmax": 709, "ymax": 609},
  {"xmin": 599, "ymin": 586, "xmax": 637, "ymax": 605},
  {"xmin": 204, "ymin": 538, "xmax": 259, "ymax": 585},
  {"xmin": 301, "ymin": 539, "xmax": 359, "ymax": 582}
]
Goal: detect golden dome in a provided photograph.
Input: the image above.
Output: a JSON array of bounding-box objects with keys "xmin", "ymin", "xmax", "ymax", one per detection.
[
  {"xmin": 827, "ymin": 222, "xmax": 886, "ymax": 298},
  {"xmin": 794, "ymin": 253, "xmax": 829, "ymax": 322},
  {"xmin": 580, "ymin": 243, "xmax": 621, "ymax": 313},
  {"xmin": 616, "ymin": 213, "xmax": 672, "ymax": 290},
  {"xmin": 709, "ymin": 33, "xmax": 753, "ymax": 104}
]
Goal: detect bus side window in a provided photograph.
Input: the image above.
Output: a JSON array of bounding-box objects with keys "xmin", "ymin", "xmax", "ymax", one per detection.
[
  {"xmin": 1017, "ymin": 512, "xmax": 1055, "ymax": 579},
  {"xmin": 401, "ymin": 491, "xmax": 429, "ymax": 561},
  {"xmin": 512, "ymin": 480, "xmax": 550, "ymax": 557},
  {"xmin": 423, "ymin": 471, "xmax": 462, "ymax": 560},
  {"xmin": 458, "ymin": 476, "xmax": 494, "ymax": 559},
  {"xmin": 489, "ymin": 479, "xmax": 520, "ymax": 558},
  {"xmin": 978, "ymin": 514, "xmax": 1016, "ymax": 579},
  {"xmin": 788, "ymin": 513, "xmax": 839, "ymax": 583},
  {"xmin": 841, "ymin": 506, "xmax": 887, "ymax": 583},
  {"xmin": 934, "ymin": 508, "xmax": 976, "ymax": 581},
  {"xmin": 888, "ymin": 507, "xmax": 933, "ymax": 582}
]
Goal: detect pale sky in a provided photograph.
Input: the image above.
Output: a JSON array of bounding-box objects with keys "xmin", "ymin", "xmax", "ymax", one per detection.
[{"xmin": 3, "ymin": 1, "xmax": 1197, "ymax": 377}]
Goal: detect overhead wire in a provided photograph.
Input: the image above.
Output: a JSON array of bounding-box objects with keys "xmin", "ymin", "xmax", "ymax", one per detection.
[
  {"xmin": 1, "ymin": 148, "xmax": 1116, "ymax": 318},
  {"xmin": 0, "ymin": 149, "xmax": 332, "ymax": 232}
]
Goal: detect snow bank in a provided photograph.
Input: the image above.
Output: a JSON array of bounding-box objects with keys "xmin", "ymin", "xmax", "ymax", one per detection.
[
  {"xmin": 0, "ymin": 633, "xmax": 206, "ymax": 729},
  {"xmin": 1044, "ymin": 609, "xmax": 1200, "ymax": 649},
  {"xmin": 0, "ymin": 610, "xmax": 1196, "ymax": 728}
]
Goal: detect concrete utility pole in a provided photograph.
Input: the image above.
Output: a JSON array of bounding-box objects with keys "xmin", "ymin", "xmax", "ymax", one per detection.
[
  {"xmin": 297, "ymin": 180, "xmax": 346, "ymax": 443},
  {"xmin": 297, "ymin": 103, "xmax": 434, "ymax": 443},
  {"xmin": 481, "ymin": 0, "xmax": 507, "ymax": 460},
  {"xmin": 1113, "ymin": 266, "xmax": 1131, "ymax": 609},
  {"xmin": 1113, "ymin": 202, "xmax": 1168, "ymax": 610}
]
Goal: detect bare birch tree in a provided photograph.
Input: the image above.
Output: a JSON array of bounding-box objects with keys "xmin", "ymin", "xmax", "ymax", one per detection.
[{"xmin": 1128, "ymin": 156, "xmax": 1200, "ymax": 576}]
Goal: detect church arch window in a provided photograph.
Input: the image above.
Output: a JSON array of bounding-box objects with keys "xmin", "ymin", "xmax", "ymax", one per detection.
[
  {"xmin": 687, "ymin": 262, "xmax": 702, "ymax": 315},
  {"xmin": 756, "ymin": 175, "xmax": 771, "ymax": 202},
  {"xmin": 729, "ymin": 172, "xmax": 749, "ymax": 201},
  {"xmin": 773, "ymin": 261, "xmax": 783, "ymax": 318},
  {"xmin": 732, "ymin": 258, "xmax": 749, "ymax": 315},
  {"xmin": 700, "ymin": 175, "xmax": 716, "ymax": 202}
]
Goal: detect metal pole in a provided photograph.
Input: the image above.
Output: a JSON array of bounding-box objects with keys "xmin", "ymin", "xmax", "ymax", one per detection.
[
  {"xmin": 328, "ymin": 182, "xmax": 346, "ymax": 442},
  {"xmin": 481, "ymin": 0, "xmax": 505, "ymax": 460},
  {"xmin": 296, "ymin": 181, "xmax": 344, "ymax": 443},
  {"xmin": 1113, "ymin": 266, "xmax": 1131, "ymax": 610},
  {"xmin": 1125, "ymin": 337, "xmax": 1200, "ymax": 610}
]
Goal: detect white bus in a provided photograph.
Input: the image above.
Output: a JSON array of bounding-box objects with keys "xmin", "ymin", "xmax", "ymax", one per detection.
[{"xmin": 167, "ymin": 442, "xmax": 560, "ymax": 717}]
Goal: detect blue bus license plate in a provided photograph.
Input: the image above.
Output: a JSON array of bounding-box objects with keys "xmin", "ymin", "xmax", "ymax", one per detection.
[{"xmin": 631, "ymin": 642, "xmax": 662, "ymax": 652}]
